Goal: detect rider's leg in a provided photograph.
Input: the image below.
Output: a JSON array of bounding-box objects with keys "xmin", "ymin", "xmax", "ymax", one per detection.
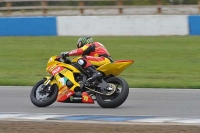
[
  {"xmin": 86, "ymin": 65, "xmax": 102, "ymax": 82},
  {"xmin": 77, "ymin": 56, "xmax": 111, "ymax": 82},
  {"xmin": 77, "ymin": 57, "xmax": 101, "ymax": 82}
]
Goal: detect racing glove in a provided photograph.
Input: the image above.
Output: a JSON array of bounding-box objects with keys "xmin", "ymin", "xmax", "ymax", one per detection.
[{"xmin": 60, "ymin": 51, "xmax": 69, "ymax": 57}]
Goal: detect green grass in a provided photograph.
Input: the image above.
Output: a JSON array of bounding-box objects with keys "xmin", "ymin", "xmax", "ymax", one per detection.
[{"xmin": 0, "ymin": 36, "xmax": 200, "ymax": 89}]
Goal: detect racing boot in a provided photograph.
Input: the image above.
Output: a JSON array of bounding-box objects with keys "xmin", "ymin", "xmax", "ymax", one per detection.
[{"xmin": 86, "ymin": 65, "xmax": 102, "ymax": 82}]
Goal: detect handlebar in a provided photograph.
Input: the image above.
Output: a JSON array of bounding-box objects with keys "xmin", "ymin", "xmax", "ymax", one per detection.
[{"xmin": 60, "ymin": 54, "xmax": 71, "ymax": 64}]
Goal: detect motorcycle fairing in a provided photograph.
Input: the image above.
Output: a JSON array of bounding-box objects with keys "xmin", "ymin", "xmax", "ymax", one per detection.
[
  {"xmin": 47, "ymin": 65, "xmax": 65, "ymax": 76},
  {"xmin": 57, "ymin": 86, "xmax": 75, "ymax": 102},
  {"xmin": 46, "ymin": 56, "xmax": 81, "ymax": 74},
  {"xmin": 45, "ymin": 56, "xmax": 133, "ymax": 103},
  {"xmin": 82, "ymin": 92, "xmax": 94, "ymax": 103},
  {"xmin": 97, "ymin": 60, "xmax": 134, "ymax": 76}
]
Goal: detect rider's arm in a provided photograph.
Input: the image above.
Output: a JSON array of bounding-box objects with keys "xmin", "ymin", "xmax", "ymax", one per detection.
[
  {"xmin": 68, "ymin": 48, "xmax": 83, "ymax": 56},
  {"xmin": 68, "ymin": 44, "xmax": 94, "ymax": 56}
]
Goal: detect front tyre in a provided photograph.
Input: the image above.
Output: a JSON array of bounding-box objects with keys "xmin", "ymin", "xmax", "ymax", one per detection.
[
  {"xmin": 96, "ymin": 77, "xmax": 129, "ymax": 108},
  {"xmin": 30, "ymin": 79, "xmax": 58, "ymax": 107}
]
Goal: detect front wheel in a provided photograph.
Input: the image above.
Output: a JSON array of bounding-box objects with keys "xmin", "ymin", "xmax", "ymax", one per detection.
[
  {"xmin": 30, "ymin": 79, "xmax": 58, "ymax": 107},
  {"xmin": 96, "ymin": 77, "xmax": 129, "ymax": 108}
]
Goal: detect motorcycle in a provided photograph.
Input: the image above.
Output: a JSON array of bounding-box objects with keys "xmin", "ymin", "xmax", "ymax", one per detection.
[{"xmin": 30, "ymin": 54, "xmax": 134, "ymax": 108}]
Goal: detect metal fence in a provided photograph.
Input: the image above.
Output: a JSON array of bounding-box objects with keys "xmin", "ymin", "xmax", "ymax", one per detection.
[{"xmin": 0, "ymin": 0, "xmax": 200, "ymax": 16}]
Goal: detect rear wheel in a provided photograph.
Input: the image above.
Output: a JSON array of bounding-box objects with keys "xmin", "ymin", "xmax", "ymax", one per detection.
[
  {"xmin": 30, "ymin": 79, "xmax": 58, "ymax": 107},
  {"xmin": 96, "ymin": 77, "xmax": 129, "ymax": 108}
]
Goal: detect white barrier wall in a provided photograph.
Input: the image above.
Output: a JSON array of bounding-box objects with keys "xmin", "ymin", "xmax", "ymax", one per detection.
[{"xmin": 57, "ymin": 15, "xmax": 188, "ymax": 36}]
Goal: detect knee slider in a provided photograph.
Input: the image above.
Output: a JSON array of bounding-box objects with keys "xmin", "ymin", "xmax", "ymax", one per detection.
[{"xmin": 77, "ymin": 58, "xmax": 87, "ymax": 67}]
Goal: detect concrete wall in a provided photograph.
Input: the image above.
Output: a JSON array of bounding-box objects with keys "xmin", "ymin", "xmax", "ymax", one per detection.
[
  {"xmin": 189, "ymin": 15, "xmax": 200, "ymax": 35},
  {"xmin": 0, "ymin": 17, "xmax": 57, "ymax": 36},
  {"xmin": 57, "ymin": 15, "xmax": 188, "ymax": 36},
  {"xmin": 0, "ymin": 15, "xmax": 199, "ymax": 36}
]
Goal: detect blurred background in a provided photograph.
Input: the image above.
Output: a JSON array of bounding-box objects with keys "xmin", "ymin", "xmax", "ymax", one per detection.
[{"xmin": 0, "ymin": 0, "xmax": 199, "ymax": 16}]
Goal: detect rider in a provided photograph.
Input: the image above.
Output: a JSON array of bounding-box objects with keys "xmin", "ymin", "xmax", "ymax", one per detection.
[{"xmin": 61, "ymin": 36, "xmax": 113, "ymax": 82}]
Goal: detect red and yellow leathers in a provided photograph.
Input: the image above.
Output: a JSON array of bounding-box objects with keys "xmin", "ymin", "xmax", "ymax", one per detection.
[{"xmin": 68, "ymin": 42, "xmax": 112, "ymax": 68}]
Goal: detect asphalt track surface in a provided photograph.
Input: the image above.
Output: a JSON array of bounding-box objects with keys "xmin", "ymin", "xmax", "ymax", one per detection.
[{"xmin": 1, "ymin": 86, "xmax": 200, "ymax": 117}]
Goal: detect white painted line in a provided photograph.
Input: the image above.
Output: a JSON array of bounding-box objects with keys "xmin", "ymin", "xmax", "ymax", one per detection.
[
  {"xmin": 0, "ymin": 114, "xmax": 23, "ymax": 119},
  {"xmin": 0, "ymin": 114, "xmax": 64, "ymax": 120},
  {"xmin": 128, "ymin": 117, "xmax": 182, "ymax": 123},
  {"xmin": 17, "ymin": 115, "xmax": 64, "ymax": 120},
  {"xmin": 171, "ymin": 118, "xmax": 200, "ymax": 124},
  {"xmin": 1, "ymin": 113, "xmax": 200, "ymax": 125}
]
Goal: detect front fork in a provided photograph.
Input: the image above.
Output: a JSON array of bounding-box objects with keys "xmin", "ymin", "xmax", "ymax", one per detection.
[
  {"xmin": 42, "ymin": 76, "xmax": 54, "ymax": 93},
  {"xmin": 44, "ymin": 76, "xmax": 54, "ymax": 85}
]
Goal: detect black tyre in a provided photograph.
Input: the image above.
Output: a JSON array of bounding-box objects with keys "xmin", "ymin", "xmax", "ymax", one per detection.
[
  {"xmin": 30, "ymin": 79, "xmax": 58, "ymax": 107},
  {"xmin": 96, "ymin": 77, "xmax": 129, "ymax": 108}
]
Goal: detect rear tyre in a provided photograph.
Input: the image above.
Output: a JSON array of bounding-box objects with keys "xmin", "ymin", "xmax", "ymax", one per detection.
[
  {"xmin": 96, "ymin": 77, "xmax": 129, "ymax": 108},
  {"xmin": 30, "ymin": 79, "xmax": 58, "ymax": 107}
]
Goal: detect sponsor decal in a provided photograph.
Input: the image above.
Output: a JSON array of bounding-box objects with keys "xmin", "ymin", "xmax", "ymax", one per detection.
[
  {"xmin": 82, "ymin": 92, "xmax": 94, "ymax": 103},
  {"xmin": 57, "ymin": 87, "xmax": 69, "ymax": 98},
  {"xmin": 51, "ymin": 66, "xmax": 64, "ymax": 75},
  {"xmin": 57, "ymin": 88, "xmax": 74, "ymax": 102},
  {"xmin": 47, "ymin": 65, "xmax": 56, "ymax": 73},
  {"xmin": 83, "ymin": 95, "xmax": 89, "ymax": 101},
  {"xmin": 73, "ymin": 97, "xmax": 82, "ymax": 100},
  {"xmin": 62, "ymin": 88, "xmax": 70, "ymax": 95},
  {"xmin": 70, "ymin": 96, "xmax": 82, "ymax": 101},
  {"xmin": 66, "ymin": 91, "xmax": 73, "ymax": 97},
  {"xmin": 70, "ymin": 96, "xmax": 73, "ymax": 101}
]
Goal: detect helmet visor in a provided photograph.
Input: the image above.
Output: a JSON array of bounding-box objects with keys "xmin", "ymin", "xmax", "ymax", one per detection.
[{"xmin": 78, "ymin": 42, "xmax": 82, "ymax": 48}]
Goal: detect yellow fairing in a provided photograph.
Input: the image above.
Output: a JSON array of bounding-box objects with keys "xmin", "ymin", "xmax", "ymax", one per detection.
[
  {"xmin": 45, "ymin": 70, "xmax": 80, "ymax": 92},
  {"xmin": 59, "ymin": 70, "xmax": 80, "ymax": 91},
  {"xmin": 97, "ymin": 60, "xmax": 134, "ymax": 76},
  {"xmin": 46, "ymin": 56, "xmax": 80, "ymax": 73},
  {"xmin": 45, "ymin": 56, "xmax": 81, "ymax": 91},
  {"xmin": 58, "ymin": 63, "xmax": 80, "ymax": 73},
  {"xmin": 71, "ymin": 57, "xmax": 79, "ymax": 63}
]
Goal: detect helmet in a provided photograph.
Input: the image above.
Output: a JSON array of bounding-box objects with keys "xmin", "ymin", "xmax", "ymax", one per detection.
[{"xmin": 77, "ymin": 36, "xmax": 93, "ymax": 48}]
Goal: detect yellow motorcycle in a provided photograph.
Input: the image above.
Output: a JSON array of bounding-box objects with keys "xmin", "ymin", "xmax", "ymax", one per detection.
[{"xmin": 30, "ymin": 54, "xmax": 134, "ymax": 108}]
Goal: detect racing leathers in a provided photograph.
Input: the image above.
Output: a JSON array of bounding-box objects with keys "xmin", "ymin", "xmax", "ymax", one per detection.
[{"xmin": 68, "ymin": 42, "xmax": 113, "ymax": 82}]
